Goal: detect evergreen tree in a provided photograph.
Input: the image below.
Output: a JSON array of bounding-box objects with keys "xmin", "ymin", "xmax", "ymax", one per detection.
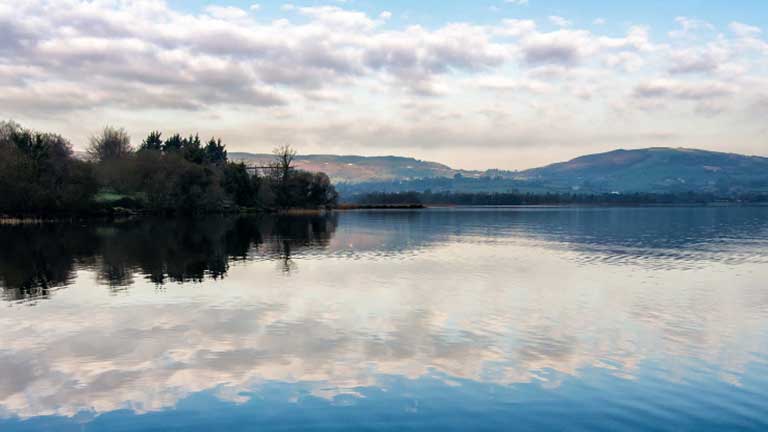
[
  {"xmin": 182, "ymin": 134, "xmax": 204, "ymax": 164},
  {"xmin": 205, "ymin": 137, "xmax": 227, "ymax": 165},
  {"xmin": 163, "ymin": 134, "xmax": 184, "ymax": 153},
  {"xmin": 139, "ymin": 131, "xmax": 163, "ymax": 152}
]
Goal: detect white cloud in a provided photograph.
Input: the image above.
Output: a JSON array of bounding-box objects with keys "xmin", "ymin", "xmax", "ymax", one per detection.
[
  {"xmin": 669, "ymin": 16, "xmax": 715, "ymax": 39},
  {"xmin": 204, "ymin": 5, "xmax": 249, "ymax": 20},
  {"xmin": 633, "ymin": 79, "xmax": 737, "ymax": 101},
  {"xmin": 471, "ymin": 76, "xmax": 555, "ymax": 94},
  {"xmin": 729, "ymin": 21, "xmax": 761, "ymax": 37},
  {"xmin": 548, "ymin": 15, "xmax": 572, "ymax": 27},
  {"xmin": 604, "ymin": 51, "xmax": 645, "ymax": 72},
  {"xmin": 521, "ymin": 30, "xmax": 594, "ymax": 65},
  {"xmin": 295, "ymin": 6, "xmax": 377, "ymax": 30},
  {"xmin": 0, "ymin": 1, "xmax": 765, "ymax": 168},
  {"xmin": 496, "ymin": 19, "xmax": 537, "ymax": 37},
  {"xmin": 666, "ymin": 48, "xmax": 724, "ymax": 74}
]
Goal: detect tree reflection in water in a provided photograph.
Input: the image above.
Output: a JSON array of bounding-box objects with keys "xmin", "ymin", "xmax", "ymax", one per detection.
[
  {"xmin": 3, "ymin": 206, "xmax": 768, "ymax": 302},
  {"xmin": 0, "ymin": 214, "xmax": 338, "ymax": 301}
]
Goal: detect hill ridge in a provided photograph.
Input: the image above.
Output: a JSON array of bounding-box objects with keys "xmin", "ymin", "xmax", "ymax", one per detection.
[{"xmin": 231, "ymin": 147, "xmax": 768, "ymax": 195}]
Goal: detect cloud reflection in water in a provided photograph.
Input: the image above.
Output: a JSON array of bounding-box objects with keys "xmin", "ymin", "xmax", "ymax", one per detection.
[{"xmin": 0, "ymin": 207, "xmax": 767, "ymax": 428}]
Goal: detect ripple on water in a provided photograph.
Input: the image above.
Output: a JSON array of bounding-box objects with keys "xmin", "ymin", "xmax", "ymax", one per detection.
[{"xmin": 0, "ymin": 208, "xmax": 767, "ymax": 430}]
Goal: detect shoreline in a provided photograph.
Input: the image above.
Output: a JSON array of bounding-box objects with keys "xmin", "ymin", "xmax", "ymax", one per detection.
[
  {"xmin": 5, "ymin": 202, "xmax": 768, "ymax": 223},
  {"xmin": 336, "ymin": 204, "xmax": 426, "ymax": 210}
]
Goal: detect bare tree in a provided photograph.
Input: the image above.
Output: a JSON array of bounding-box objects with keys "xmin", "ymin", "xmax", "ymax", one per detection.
[
  {"xmin": 269, "ymin": 144, "xmax": 297, "ymax": 208},
  {"xmin": 271, "ymin": 144, "xmax": 296, "ymax": 184},
  {"xmin": 87, "ymin": 126, "xmax": 132, "ymax": 162}
]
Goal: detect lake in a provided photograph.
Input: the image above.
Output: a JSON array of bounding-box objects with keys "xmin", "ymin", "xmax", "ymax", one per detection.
[{"xmin": 1, "ymin": 207, "xmax": 767, "ymax": 431}]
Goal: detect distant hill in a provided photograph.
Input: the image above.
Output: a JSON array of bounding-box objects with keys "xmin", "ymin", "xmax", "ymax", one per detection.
[
  {"xmin": 229, "ymin": 153, "xmax": 460, "ymax": 183},
  {"xmin": 519, "ymin": 147, "xmax": 768, "ymax": 193},
  {"xmin": 233, "ymin": 148, "xmax": 768, "ymax": 197}
]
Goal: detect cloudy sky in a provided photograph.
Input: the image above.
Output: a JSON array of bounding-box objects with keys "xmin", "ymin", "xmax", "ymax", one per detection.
[{"xmin": 1, "ymin": 0, "xmax": 767, "ymax": 169}]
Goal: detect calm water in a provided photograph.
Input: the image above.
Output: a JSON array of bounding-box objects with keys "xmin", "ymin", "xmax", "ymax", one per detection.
[{"xmin": 1, "ymin": 207, "xmax": 768, "ymax": 431}]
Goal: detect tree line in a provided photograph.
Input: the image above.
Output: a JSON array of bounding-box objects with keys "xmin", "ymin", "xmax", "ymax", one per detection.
[
  {"xmin": 0, "ymin": 121, "xmax": 337, "ymax": 215},
  {"xmin": 354, "ymin": 191, "xmax": 768, "ymax": 206},
  {"xmin": 336, "ymin": 172, "xmax": 768, "ymax": 199}
]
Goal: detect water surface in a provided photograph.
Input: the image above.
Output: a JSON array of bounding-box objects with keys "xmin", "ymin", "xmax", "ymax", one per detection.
[{"xmin": 1, "ymin": 207, "xmax": 767, "ymax": 431}]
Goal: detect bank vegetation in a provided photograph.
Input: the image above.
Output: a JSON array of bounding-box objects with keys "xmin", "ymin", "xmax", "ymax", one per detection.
[{"xmin": 0, "ymin": 121, "xmax": 337, "ymax": 216}]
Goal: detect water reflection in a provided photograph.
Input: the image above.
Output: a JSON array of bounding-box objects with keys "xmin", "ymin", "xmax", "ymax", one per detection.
[
  {"xmin": 0, "ymin": 215, "xmax": 337, "ymax": 301},
  {"xmin": 0, "ymin": 207, "xmax": 767, "ymax": 430},
  {"xmin": 3, "ymin": 207, "xmax": 768, "ymax": 302},
  {"xmin": 330, "ymin": 207, "xmax": 768, "ymax": 266}
]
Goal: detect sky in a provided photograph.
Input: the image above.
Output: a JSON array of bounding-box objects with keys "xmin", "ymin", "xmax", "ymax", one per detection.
[{"xmin": 1, "ymin": 0, "xmax": 767, "ymax": 170}]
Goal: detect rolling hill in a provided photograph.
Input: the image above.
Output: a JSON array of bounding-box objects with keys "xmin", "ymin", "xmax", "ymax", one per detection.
[
  {"xmin": 228, "ymin": 153, "xmax": 459, "ymax": 183},
  {"xmin": 231, "ymin": 148, "xmax": 768, "ymax": 196},
  {"xmin": 519, "ymin": 148, "xmax": 768, "ymax": 193}
]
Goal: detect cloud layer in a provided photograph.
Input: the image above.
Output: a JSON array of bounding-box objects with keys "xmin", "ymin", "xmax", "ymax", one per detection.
[{"xmin": 0, "ymin": 1, "xmax": 766, "ymax": 168}]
